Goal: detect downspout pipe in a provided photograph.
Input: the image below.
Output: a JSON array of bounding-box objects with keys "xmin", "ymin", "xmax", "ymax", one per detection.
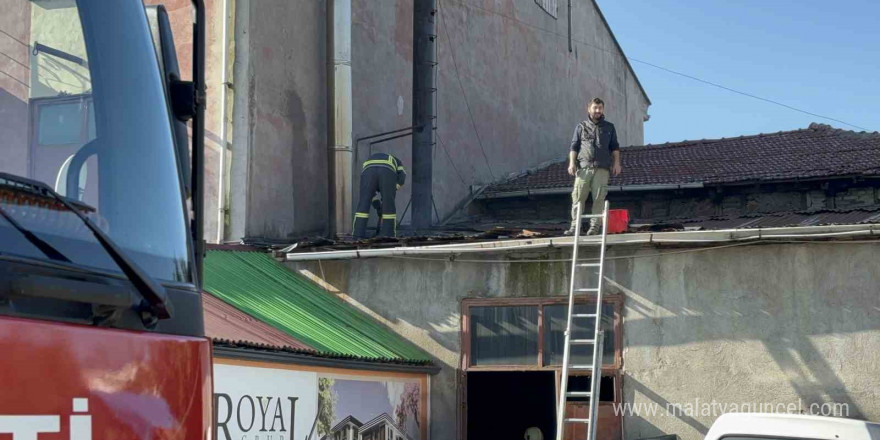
[
  {"xmin": 328, "ymin": 0, "xmax": 354, "ymax": 237},
  {"xmin": 216, "ymin": 0, "xmax": 231, "ymax": 244}
]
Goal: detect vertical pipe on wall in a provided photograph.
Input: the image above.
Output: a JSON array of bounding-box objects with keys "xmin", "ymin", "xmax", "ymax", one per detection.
[
  {"xmin": 412, "ymin": 0, "xmax": 437, "ymax": 230},
  {"xmin": 328, "ymin": 0, "xmax": 353, "ymax": 237},
  {"xmin": 216, "ymin": 0, "xmax": 231, "ymax": 243}
]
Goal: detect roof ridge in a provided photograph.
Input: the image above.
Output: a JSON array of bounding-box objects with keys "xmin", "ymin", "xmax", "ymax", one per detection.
[
  {"xmin": 630, "ymin": 123, "xmax": 880, "ymax": 150},
  {"xmin": 485, "ymin": 157, "xmax": 568, "ymax": 187},
  {"xmin": 626, "ymin": 126, "xmax": 817, "ymax": 150}
]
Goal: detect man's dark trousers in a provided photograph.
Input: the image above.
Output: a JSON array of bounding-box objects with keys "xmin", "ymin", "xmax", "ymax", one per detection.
[{"xmin": 353, "ymin": 166, "xmax": 397, "ymax": 238}]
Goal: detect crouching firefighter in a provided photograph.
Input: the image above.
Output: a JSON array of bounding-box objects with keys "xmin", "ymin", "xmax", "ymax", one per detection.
[{"xmin": 353, "ymin": 152, "xmax": 406, "ymax": 238}]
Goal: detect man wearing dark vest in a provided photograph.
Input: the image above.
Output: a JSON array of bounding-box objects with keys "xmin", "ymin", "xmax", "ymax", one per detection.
[
  {"xmin": 353, "ymin": 152, "xmax": 406, "ymax": 238},
  {"xmin": 565, "ymin": 97, "xmax": 622, "ymax": 235}
]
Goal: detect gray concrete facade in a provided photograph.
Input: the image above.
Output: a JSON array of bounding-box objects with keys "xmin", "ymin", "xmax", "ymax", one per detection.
[
  {"xmin": 220, "ymin": 0, "xmax": 648, "ymax": 241},
  {"xmin": 353, "ymin": 0, "xmax": 649, "ymax": 226},
  {"xmin": 286, "ymin": 240, "xmax": 880, "ymax": 440},
  {"xmin": 229, "ymin": 0, "xmax": 330, "ymax": 241}
]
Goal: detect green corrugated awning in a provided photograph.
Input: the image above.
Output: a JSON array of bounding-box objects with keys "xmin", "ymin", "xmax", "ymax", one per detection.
[{"xmin": 203, "ymin": 250, "xmax": 431, "ymax": 363}]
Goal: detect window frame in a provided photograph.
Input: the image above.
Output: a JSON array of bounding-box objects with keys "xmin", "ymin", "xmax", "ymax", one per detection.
[
  {"xmin": 460, "ymin": 295, "xmax": 623, "ymax": 372},
  {"xmin": 459, "ymin": 295, "xmax": 625, "ymax": 439}
]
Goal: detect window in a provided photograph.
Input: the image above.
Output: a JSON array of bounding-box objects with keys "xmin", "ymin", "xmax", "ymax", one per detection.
[
  {"xmin": 37, "ymin": 101, "xmax": 85, "ymax": 145},
  {"xmin": 461, "ymin": 298, "xmax": 624, "ymax": 440},
  {"xmin": 462, "ymin": 297, "xmax": 621, "ymax": 369},
  {"xmin": 470, "ymin": 306, "xmax": 539, "ymax": 366},
  {"xmin": 544, "ymin": 303, "xmax": 615, "ymax": 366}
]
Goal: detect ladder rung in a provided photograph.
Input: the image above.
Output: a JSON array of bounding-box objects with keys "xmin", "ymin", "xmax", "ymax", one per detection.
[
  {"xmin": 566, "ymin": 391, "xmax": 592, "ymax": 398},
  {"xmin": 577, "ymin": 263, "xmax": 600, "ymax": 267},
  {"xmin": 570, "ymin": 339, "xmax": 595, "ymax": 345},
  {"xmin": 573, "ymin": 313, "xmax": 597, "ymax": 318},
  {"xmin": 570, "ymin": 365, "xmax": 594, "ymax": 370},
  {"xmin": 564, "ymin": 418, "xmax": 591, "ymax": 424},
  {"xmin": 575, "ymin": 288, "xmax": 599, "ymax": 292},
  {"xmin": 581, "ymin": 214, "xmax": 604, "ymax": 219}
]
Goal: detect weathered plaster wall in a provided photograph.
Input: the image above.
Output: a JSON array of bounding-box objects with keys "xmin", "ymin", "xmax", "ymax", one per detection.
[
  {"xmin": 225, "ymin": 0, "xmax": 648, "ymax": 240},
  {"xmin": 287, "ymin": 241, "xmax": 880, "ymax": 439}
]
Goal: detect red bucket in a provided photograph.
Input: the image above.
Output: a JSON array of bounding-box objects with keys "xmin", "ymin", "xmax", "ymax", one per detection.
[{"xmin": 606, "ymin": 209, "xmax": 629, "ymax": 234}]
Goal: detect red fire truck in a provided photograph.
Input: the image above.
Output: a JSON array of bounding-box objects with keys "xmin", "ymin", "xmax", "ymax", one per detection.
[{"xmin": 0, "ymin": 1, "xmax": 212, "ymax": 439}]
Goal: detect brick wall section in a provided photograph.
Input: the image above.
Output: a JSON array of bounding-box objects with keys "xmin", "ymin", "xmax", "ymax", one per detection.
[
  {"xmin": 477, "ymin": 180, "xmax": 880, "ymax": 223},
  {"xmin": 806, "ymin": 191, "xmax": 829, "ymax": 210},
  {"xmin": 670, "ymin": 197, "xmax": 716, "ymax": 218},
  {"xmin": 835, "ymin": 187, "xmax": 876, "ymax": 208},
  {"xmin": 721, "ymin": 195, "xmax": 744, "ymax": 216},
  {"xmin": 746, "ymin": 192, "xmax": 804, "ymax": 213}
]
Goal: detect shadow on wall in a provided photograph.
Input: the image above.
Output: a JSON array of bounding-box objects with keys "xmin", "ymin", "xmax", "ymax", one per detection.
[
  {"xmin": 286, "ymin": 88, "xmax": 310, "ymax": 235},
  {"xmin": 297, "ymin": 258, "xmax": 477, "ymax": 353},
  {"xmin": 623, "ymin": 377, "xmax": 711, "ymax": 435},
  {"xmin": 613, "ymin": 242, "xmax": 880, "ymax": 435},
  {"xmin": 290, "ymin": 243, "xmax": 879, "ymax": 437},
  {"xmin": 291, "ymin": 260, "xmax": 464, "ymax": 360}
]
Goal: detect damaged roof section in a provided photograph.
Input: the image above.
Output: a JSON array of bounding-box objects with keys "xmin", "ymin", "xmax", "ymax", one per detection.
[
  {"xmin": 484, "ymin": 123, "xmax": 880, "ymax": 196},
  {"xmin": 277, "ymin": 209, "xmax": 880, "ymax": 254},
  {"xmin": 271, "ymin": 123, "xmax": 880, "ymax": 254},
  {"xmin": 633, "ymin": 205, "xmax": 880, "ymax": 231}
]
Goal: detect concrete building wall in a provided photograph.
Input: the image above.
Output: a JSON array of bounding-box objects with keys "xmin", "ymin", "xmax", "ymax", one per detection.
[
  {"xmin": 229, "ymin": 0, "xmax": 329, "ymax": 240},
  {"xmin": 427, "ymin": 0, "xmax": 649, "ymax": 222},
  {"xmin": 619, "ymin": 241, "xmax": 880, "ymax": 439},
  {"xmin": 219, "ymin": 0, "xmax": 647, "ymax": 240},
  {"xmin": 151, "ymin": 0, "xmax": 331, "ymax": 243},
  {"xmin": 246, "ymin": 0, "xmax": 328, "ymax": 239},
  {"xmin": 286, "ymin": 241, "xmax": 880, "ymax": 440},
  {"xmin": 351, "ymin": 0, "xmax": 415, "ymax": 224}
]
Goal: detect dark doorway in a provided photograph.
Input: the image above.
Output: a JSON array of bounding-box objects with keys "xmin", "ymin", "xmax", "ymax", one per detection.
[{"xmin": 467, "ymin": 371, "xmax": 556, "ymax": 440}]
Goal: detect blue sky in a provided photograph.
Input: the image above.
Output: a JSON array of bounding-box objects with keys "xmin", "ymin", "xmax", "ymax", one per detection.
[
  {"xmin": 595, "ymin": 0, "xmax": 880, "ymax": 145},
  {"xmin": 332, "ymin": 379, "xmax": 394, "ymax": 425}
]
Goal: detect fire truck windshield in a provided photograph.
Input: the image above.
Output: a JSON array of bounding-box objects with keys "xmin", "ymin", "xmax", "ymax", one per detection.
[{"xmin": 0, "ymin": 0, "xmax": 193, "ymax": 283}]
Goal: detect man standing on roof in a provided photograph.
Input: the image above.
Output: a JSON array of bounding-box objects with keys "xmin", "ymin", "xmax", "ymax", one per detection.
[
  {"xmin": 353, "ymin": 152, "xmax": 406, "ymax": 239},
  {"xmin": 565, "ymin": 97, "xmax": 622, "ymax": 236}
]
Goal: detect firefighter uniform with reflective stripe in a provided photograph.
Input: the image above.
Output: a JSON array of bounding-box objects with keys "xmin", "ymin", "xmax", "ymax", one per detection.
[{"xmin": 353, "ymin": 153, "xmax": 406, "ymax": 238}]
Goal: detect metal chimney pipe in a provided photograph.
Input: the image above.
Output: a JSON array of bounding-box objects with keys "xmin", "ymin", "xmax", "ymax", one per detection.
[{"xmin": 411, "ymin": 0, "xmax": 437, "ymax": 231}]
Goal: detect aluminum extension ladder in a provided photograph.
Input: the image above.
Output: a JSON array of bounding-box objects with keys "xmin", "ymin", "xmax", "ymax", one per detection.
[{"xmin": 555, "ymin": 200, "xmax": 610, "ymax": 440}]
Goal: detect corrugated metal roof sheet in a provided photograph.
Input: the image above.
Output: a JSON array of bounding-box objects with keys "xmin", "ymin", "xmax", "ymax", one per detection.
[
  {"xmin": 203, "ymin": 292, "xmax": 314, "ymax": 351},
  {"xmin": 203, "ymin": 250, "xmax": 431, "ymax": 363}
]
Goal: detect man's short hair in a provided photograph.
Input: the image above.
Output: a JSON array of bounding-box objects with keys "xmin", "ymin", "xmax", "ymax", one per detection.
[{"xmin": 589, "ymin": 97, "xmax": 605, "ymax": 107}]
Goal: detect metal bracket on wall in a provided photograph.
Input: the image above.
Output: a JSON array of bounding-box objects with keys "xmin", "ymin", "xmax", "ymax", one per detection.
[{"xmin": 354, "ymin": 125, "xmax": 422, "ymax": 164}]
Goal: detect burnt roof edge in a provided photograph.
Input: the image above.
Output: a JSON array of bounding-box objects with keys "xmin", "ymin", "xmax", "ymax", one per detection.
[
  {"xmin": 282, "ymin": 224, "xmax": 879, "ymax": 261},
  {"xmin": 478, "ymin": 182, "xmax": 705, "ymax": 199}
]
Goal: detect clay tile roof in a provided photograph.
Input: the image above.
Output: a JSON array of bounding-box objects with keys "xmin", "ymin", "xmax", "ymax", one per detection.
[{"xmin": 485, "ymin": 123, "xmax": 880, "ymax": 195}]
